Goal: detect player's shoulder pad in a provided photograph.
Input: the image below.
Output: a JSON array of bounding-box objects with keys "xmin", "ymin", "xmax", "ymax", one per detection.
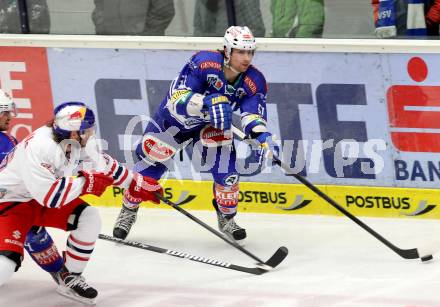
[
  {"xmin": 25, "ymin": 127, "xmax": 61, "ymax": 158},
  {"xmin": 191, "ymin": 50, "xmax": 223, "ymax": 72},
  {"xmin": 243, "ymin": 65, "xmax": 268, "ymax": 96}
]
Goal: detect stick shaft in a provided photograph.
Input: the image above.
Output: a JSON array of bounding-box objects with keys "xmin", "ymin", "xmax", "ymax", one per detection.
[
  {"xmin": 231, "ymin": 126, "xmax": 419, "ymax": 259},
  {"xmin": 156, "ymin": 194, "xmax": 266, "ymax": 263}
]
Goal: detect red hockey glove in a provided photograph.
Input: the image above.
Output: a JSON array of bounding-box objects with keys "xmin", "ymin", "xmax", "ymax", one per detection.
[
  {"xmin": 125, "ymin": 173, "xmax": 163, "ymax": 204},
  {"xmin": 78, "ymin": 170, "xmax": 114, "ymax": 197}
]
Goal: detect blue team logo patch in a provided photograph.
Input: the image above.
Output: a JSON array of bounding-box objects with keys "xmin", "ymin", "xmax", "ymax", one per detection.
[
  {"xmin": 225, "ymin": 84, "xmax": 236, "ymax": 96},
  {"xmin": 0, "ymin": 188, "xmax": 7, "ymax": 199},
  {"xmin": 223, "ymin": 173, "xmax": 239, "ymax": 186},
  {"xmin": 207, "ymin": 74, "xmax": 223, "ymax": 91},
  {"xmin": 236, "ymin": 87, "xmax": 246, "ymax": 99}
]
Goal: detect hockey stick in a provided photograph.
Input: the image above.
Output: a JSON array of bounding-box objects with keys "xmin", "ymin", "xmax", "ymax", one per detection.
[
  {"xmin": 153, "ymin": 193, "xmax": 288, "ymax": 268},
  {"xmin": 99, "ymin": 234, "xmax": 283, "ymax": 275},
  {"xmin": 231, "ymin": 125, "xmax": 422, "ymax": 260}
]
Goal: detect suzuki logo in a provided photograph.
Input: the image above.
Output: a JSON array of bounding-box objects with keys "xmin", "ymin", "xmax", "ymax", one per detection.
[{"xmin": 12, "ymin": 230, "xmax": 21, "ymax": 239}]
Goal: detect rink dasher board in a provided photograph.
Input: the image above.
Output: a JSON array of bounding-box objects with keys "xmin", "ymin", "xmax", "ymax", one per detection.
[{"xmin": 82, "ymin": 179, "xmax": 440, "ymax": 219}]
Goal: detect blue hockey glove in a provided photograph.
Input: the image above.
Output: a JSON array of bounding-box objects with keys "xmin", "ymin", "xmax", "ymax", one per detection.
[
  {"xmin": 254, "ymin": 132, "xmax": 280, "ymax": 167},
  {"xmin": 203, "ymin": 93, "xmax": 232, "ymax": 131}
]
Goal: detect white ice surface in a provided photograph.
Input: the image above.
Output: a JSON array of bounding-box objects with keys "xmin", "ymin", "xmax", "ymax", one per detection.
[{"xmin": 1, "ymin": 207, "xmax": 440, "ymax": 307}]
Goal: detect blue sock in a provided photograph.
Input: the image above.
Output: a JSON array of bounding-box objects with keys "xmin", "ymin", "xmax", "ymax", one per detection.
[{"xmin": 24, "ymin": 227, "xmax": 63, "ymax": 273}]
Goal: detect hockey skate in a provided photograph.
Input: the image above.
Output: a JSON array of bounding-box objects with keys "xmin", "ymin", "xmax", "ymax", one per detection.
[
  {"xmin": 212, "ymin": 199, "xmax": 246, "ymax": 241},
  {"xmin": 216, "ymin": 212, "xmax": 247, "ymax": 241},
  {"xmin": 113, "ymin": 205, "xmax": 138, "ymax": 240},
  {"xmin": 56, "ymin": 267, "xmax": 98, "ymax": 305}
]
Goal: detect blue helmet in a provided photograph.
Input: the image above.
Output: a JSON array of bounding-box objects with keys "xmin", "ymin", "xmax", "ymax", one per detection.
[{"xmin": 53, "ymin": 102, "xmax": 95, "ymax": 136}]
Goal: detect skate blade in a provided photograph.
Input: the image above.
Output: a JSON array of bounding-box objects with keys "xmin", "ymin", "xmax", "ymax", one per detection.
[
  {"xmin": 221, "ymin": 232, "xmax": 246, "ymax": 247},
  {"xmin": 56, "ymin": 285, "xmax": 97, "ymax": 305}
]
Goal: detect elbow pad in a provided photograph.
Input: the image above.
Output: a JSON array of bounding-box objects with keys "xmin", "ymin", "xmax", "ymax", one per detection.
[{"xmin": 170, "ymin": 90, "xmax": 205, "ymax": 117}]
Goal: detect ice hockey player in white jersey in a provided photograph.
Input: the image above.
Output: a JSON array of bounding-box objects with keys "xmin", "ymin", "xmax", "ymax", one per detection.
[
  {"xmin": 0, "ymin": 101, "xmax": 163, "ymax": 304},
  {"xmin": 0, "ymin": 88, "xmax": 66, "ymax": 285}
]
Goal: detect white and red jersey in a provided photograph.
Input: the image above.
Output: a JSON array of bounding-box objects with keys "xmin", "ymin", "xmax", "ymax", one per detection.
[{"xmin": 0, "ymin": 126, "xmax": 132, "ymax": 207}]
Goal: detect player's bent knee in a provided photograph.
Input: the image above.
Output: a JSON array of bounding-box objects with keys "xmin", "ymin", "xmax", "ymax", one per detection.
[
  {"xmin": 67, "ymin": 203, "xmax": 89, "ymax": 231},
  {"xmin": 0, "ymin": 255, "xmax": 18, "ymax": 286},
  {"xmin": 77, "ymin": 206, "xmax": 101, "ymax": 238},
  {"xmin": 0, "ymin": 251, "xmax": 23, "ymax": 272}
]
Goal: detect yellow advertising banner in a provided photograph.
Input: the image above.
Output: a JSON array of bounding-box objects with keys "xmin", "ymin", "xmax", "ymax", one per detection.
[{"xmin": 82, "ymin": 179, "xmax": 440, "ymax": 219}]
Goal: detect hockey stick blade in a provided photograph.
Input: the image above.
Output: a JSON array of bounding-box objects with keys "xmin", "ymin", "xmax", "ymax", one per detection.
[
  {"xmin": 99, "ymin": 234, "xmax": 280, "ymax": 275},
  {"xmin": 265, "ymin": 246, "xmax": 289, "ymax": 268}
]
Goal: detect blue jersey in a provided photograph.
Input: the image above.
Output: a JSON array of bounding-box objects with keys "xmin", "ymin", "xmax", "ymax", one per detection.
[
  {"xmin": 159, "ymin": 50, "xmax": 268, "ymax": 136},
  {"xmin": 0, "ymin": 131, "xmax": 17, "ymax": 163}
]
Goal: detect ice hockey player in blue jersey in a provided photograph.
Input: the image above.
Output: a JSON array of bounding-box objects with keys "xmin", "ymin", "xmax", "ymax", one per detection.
[
  {"xmin": 0, "ymin": 91, "xmax": 17, "ymax": 163},
  {"xmin": 113, "ymin": 26, "xmax": 278, "ymax": 242},
  {"xmin": 0, "ymin": 89, "xmax": 64, "ymax": 282}
]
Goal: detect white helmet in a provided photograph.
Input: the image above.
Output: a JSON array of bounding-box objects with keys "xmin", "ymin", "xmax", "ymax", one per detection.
[
  {"xmin": 0, "ymin": 89, "xmax": 16, "ymax": 115},
  {"xmin": 223, "ymin": 26, "xmax": 256, "ymax": 63}
]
